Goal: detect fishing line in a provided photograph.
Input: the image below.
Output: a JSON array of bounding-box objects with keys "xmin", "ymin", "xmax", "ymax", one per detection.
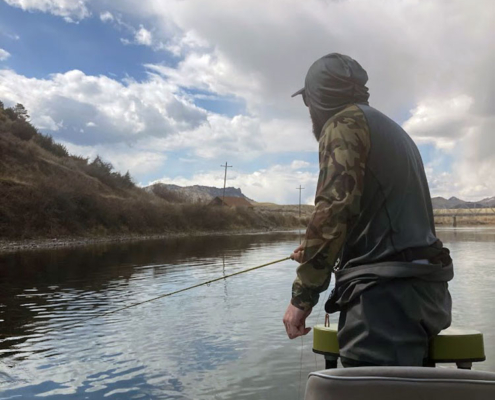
[
  {"xmin": 295, "ymin": 224, "xmax": 319, "ymax": 378},
  {"xmin": 298, "ymin": 334, "xmax": 305, "ymax": 400},
  {"xmin": 313, "ymin": 284, "xmax": 332, "ymax": 370},
  {"xmin": 70, "ymin": 256, "xmax": 291, "ymax": 327}
]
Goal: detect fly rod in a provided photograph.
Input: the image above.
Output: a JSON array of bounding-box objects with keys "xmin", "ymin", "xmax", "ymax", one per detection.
[{"xmin": 72, "ymin": 256, "xmax": 291, "ymax": 327}]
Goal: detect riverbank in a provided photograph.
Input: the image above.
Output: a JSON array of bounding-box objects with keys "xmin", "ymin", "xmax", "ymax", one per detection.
[
  {"xmin": 0, "ymin": 226, "xmax": 302, "ymax": 254},
  {"xmin": 4, "ymin": 223, "xmax": 495, "ymax": 254},
  {"xmin": 434, "ymin": 213, "xmax": 495, "ymax": 226}
]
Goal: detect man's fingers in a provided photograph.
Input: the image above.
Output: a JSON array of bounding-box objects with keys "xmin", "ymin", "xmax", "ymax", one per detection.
[
  {"xmin": 290, "ymin": 251, "xmax": 304, "ymax": 263},
  {"xmin": 285, "ymin": 322, "xmax": 299, "ymax": 339},
  {"xmin": 293, "ymin": 244, "xmax": 304, "ymax": 253},
  {"xmin": 295, "ymin": 324, "xmax": 311, "ymax": 336},
  {"xmin": 283, "ymin": 302, "xmax": 313, "ymax": 339},
  {"xmin": 286, "ymin": 323, "xmax": 311, "ymax": 340}
]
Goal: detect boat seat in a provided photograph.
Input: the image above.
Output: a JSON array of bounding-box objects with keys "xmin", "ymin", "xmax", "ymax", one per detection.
[
  {"xmin": 428, "ymin": 327, "xmax": 485, "ymax": 368},
  {"xmin": 312, "ymin": 325, "xmax": 486, "ymax": 369},
  {"xmin": 304, "ymin": 367, "xmax": 495, "ymax": 400}
]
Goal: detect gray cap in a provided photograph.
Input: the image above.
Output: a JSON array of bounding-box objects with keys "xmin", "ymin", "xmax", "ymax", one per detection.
[
  {"xmin": 291, "ymin": 53, "xmax": 369, "ymax": 109},
  {"xmin": 291, "ymin": 88, "xmax": 305, "ymax": 98}
]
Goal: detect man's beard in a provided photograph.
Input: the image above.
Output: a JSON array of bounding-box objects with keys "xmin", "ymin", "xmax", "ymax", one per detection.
[{"xmin": 310, "ymin": 107, "xmax": 324, "ymax": 141}]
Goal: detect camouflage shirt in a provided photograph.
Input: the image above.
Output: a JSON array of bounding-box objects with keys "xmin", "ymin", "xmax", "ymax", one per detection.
[{"xmin": 291, "ymin": 104, "xmax": 371, "ymax": 311}]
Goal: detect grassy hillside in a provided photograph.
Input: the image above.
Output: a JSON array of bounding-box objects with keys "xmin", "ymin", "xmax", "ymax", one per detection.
[{"xmin": 0, "ymin": 102, "xmax": 304, "ymax": 239}]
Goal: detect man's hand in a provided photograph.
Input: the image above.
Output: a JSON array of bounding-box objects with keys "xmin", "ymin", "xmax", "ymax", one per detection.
[
  {"xmin": 283, "ymin": 303, "xmax": 312, "ymax": 339},
  {"xmin": 290, "ymin": 244, "xmax": 304, "ymax": 263}
]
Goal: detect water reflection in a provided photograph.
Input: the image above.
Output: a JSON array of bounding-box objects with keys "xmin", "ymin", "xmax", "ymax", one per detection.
[
  {"xmin": 0, "ymin": 232, "xmax": 305, "ymax": 399},
  {"xmin": 437, "ymin": 226, "xmax": 495, "ymax": 243},
  {"xmin": 0, "ymin": 229, "xmax": 494, "ymax": 399},
  {"xmin": 0, "ymin": 234, "xmax": 294, "ymax": 341}
]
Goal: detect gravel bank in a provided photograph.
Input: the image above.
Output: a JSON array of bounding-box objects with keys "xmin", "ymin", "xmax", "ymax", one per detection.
[{"xmin": 0, "ymin": 228, "xmax": 299, "ymax": 254}]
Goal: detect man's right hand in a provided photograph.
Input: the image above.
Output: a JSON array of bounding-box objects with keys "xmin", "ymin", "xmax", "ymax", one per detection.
[
  {"xmin": 290, "ymin": 244, "xmax": 304, "ymax": 263},
  {"xmin": 283, "ymin": 302, "xmax": 312, "ymax": 339}
]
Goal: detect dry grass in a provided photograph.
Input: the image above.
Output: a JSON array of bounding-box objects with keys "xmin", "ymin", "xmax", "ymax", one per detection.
[
  {"xmin": 434, "ymin": 215, "xmax": 495, "ymax": 226},
  {"xmin": 433, "ymin": 208, "xmax": 495, "ymax": 215},
  {"xmin": 253, "ymin": 203, "xmax": 314, "ymax": 227},
  {"xmin": 0, "ymin": 110, "xmax": 305, "ymax": 239},
  {"xmin": 433, "ymin": 208, "xmax": 495, "ymax": 226}
]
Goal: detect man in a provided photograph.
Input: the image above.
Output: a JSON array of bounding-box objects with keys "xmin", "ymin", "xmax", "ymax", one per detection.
[{"xmin": 283, "ymin": 53, "xmax": 453, "ymax": 367}]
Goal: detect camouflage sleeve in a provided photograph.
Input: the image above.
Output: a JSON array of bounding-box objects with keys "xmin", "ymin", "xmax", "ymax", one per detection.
[{"xmin": 291, "ymin": 105, "xmax": 371, "ymax": 311}]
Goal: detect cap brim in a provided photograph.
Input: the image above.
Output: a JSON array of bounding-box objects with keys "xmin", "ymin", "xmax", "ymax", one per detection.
[{"xmin": 291, "ymin": 88, "xmax": 305, "ymax": 98}]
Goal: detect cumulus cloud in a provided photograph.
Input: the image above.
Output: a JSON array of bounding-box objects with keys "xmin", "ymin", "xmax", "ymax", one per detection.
[
  {"xmin": 426, "ymin": 159, "xmax": 495, "ymax": 202},
  {"xmin": 99, "ymin": 11, "xmax": 114, "ymax": 23},
  {"xmin": 4, "ymin": 0, "xmax": 91, "ymax": 22},
  {"xmin": 111, "ymin": 18, "xmax": 172, "ymax": 52},
  {"xmin": 121, "ymin": 25, "xmax": 157, "ymax": 48},
  {"xmin": 97, "ymin": 11, "xmax": 171, "ymax": 53},
  {"xmin": 291, "ymin": 160, "xmax": 311, "ymax": 170},
  {"xmin": 62, "ymin": 141, "xmax": 168, "ymax": 178},
  {"xmin": 451, "ymin": 115, "xmax": 495, "ymax": 200},
  {"xmin": 1, "ymin": 0, "xmax": 494, "ymax": 202},
  {"xmin": 0, "ymin": 49, "xmax": 11, "ymax": 61},
  {"xmin": 146, "ymin": 52, "xmax": 262, "ymax": 106},
  {"xmin": 151, "ymin": 162, "xmax": 318, "ymax": 204},
  {"xmin": 143, "ymin": 113, "xmax": 314, "ymax": 161},
  {"xmin": 403, "ymin": 95, "xmax": 477, "ymax": 150},
  {"xmin": 0, "ymin": 68, "xmax": 207, "ymax": 145},
  {"xmin": 122, "ymin": 0, "xmax": 495, "ymax": 199},
  {"xmin": 164, "ymin": 30, "xmax": 210, "ymax": 57},
  {"xmin": 134, "ymin": 25, "xmax": 152, "ymax": 46},
  {"xmin": 403, "ymin": 93, "xmax": 495, "ymax": 199}
]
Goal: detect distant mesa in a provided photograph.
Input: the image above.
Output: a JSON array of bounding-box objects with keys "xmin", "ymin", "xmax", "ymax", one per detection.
[
  {"xmin": 146, "ymin": 183, "xmax": 255, "ymax": 204},
  {"xmin": 431, "ymin": 196, "xmax": 495, "ymax": 209}
]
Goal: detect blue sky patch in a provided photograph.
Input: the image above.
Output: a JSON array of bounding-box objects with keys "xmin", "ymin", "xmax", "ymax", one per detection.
[{"xmin": 0, "ymin": 2, "xmax": 172, "ymax": 81}]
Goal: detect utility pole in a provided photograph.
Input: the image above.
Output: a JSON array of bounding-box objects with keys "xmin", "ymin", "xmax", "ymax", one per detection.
[
  {"xmin": 221, "ymin": 162, "xmax": 233, "ymax": 205},
  {"xmin": 296, "ymin": 185, "xmax": 305, "ymax": 244},
  {"xmin": 296, "ymin": 185, "xmax": 305, "ymax": 219}
]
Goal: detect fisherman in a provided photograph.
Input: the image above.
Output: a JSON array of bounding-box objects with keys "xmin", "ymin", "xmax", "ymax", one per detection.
[{"xmin": 283, "ymin": 53, "xmax": 454, "ymax": 367}]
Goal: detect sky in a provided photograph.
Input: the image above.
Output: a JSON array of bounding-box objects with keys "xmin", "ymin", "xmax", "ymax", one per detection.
[{"xmin": 0, "ymin": 0, "xmax": 493, "ymax": 204}]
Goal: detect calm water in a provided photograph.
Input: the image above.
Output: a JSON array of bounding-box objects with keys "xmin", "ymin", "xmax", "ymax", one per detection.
[{"xmin": 0, "ymin": 228, "xmax": 494, "ymax": 399}]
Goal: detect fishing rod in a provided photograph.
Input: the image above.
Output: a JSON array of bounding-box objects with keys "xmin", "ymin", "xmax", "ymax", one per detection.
[{"xmin": 70, "ymin": 256, "xmax": 291, "ymax": 327}]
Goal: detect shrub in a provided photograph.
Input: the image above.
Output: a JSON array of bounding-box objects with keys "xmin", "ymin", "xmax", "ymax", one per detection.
[
  {"xmin": 4, "ymin": 107, "xmax": 17, "ymax": 121},
  {"xmin": 80, "ymin": 156, "xmax": 135, "ymax": 190},
  {"xmin": 11, "ymin": 120, "xmax": 37, "ymax": 141},
  {"xmin": 33, "ymin": 134, "xmax": 69, "ymax": 158}
]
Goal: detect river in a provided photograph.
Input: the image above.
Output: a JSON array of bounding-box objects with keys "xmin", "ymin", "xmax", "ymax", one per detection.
[{"xmin": 0, "ymin": 228, "xmax": 494, "ymax": 399}]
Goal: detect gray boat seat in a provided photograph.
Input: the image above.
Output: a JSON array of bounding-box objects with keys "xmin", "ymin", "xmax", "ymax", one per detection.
[{"xmin": 304, "ymin": 367, "xmax": 495, "ymax": 400}]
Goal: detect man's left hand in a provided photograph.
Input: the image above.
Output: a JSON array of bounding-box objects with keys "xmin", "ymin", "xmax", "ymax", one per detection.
[{"xmin": 283, "ymin": 303, "xmax": 312, "ymax": 339}]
